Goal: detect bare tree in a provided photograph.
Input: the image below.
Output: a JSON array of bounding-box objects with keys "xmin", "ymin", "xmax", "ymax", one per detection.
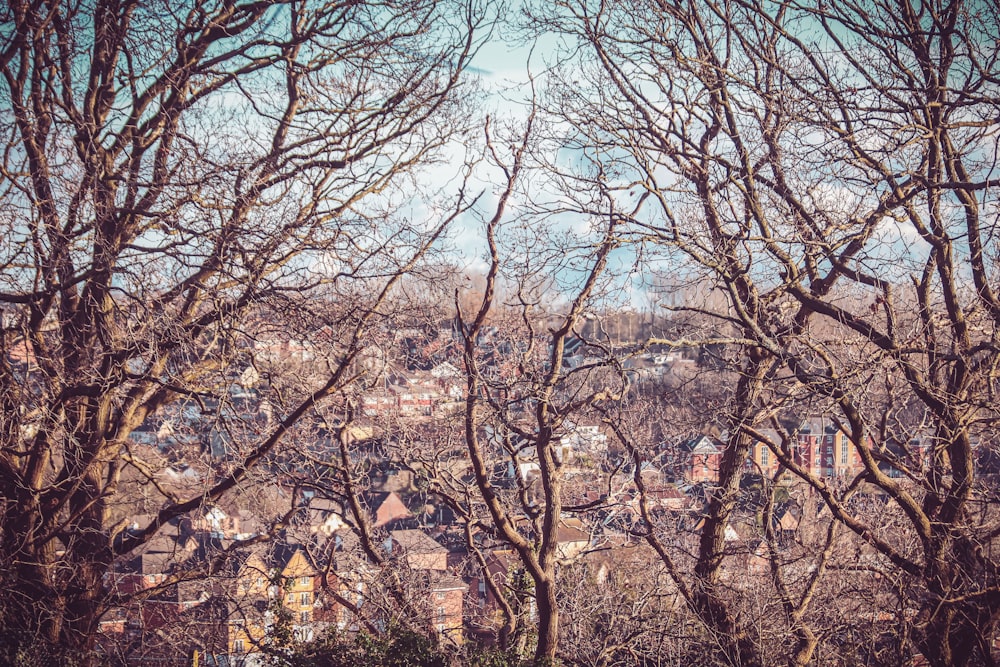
[
  {"xmin": 533, "ymin": 0, "xmax": 1000, "ymax": 665},
  {"xmin": 381, "ymin": 107, "xmax": 631, "ymax": 664},
  {"xmin": 0, "ymin": 0, "xmax": 491, "ymax": 660}
]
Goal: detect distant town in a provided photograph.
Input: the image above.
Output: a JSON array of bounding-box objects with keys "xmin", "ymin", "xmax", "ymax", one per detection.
[{"xmin": 94, "ymin": 313, "xmax": 976, "ymax": 665}]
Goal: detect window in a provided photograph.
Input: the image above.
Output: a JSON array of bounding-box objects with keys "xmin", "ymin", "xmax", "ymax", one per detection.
[
  {"xmin": 233, "ymin": 639, "xmax": 245, "ymax": 654},
  {"xmin": 840, "ymin": 437, "xmax": 849, "ymax": 465},
  {"xmin": 300, "ymin": 591, "xmax": 311, "ymax": 606},
  {"xmin": 760, "ymin": 447, "xmax": 769, "ymax": 467},
  {"xmin": 287, "ymin": 593, "xmax": 294, "ymax": 603},
  {"xmin": 300, "ymin": 610, "xmax": 311, "ymax": 624},
  {"xmin": 300, "ymin": 576, "xmax": 310, "ymax": 586},
  {"xmin": 436, "ymin": 607, "xmax": 446, "ymax": 632}
]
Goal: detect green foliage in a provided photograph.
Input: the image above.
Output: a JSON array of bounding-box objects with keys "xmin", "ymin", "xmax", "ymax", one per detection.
[
  {"xmin": 267, "ymin": 598, "xmax": 296, "ymax": 650},
  {"xmin": 267, "ymin": 625, "xmax": 448, "ymax": 667},
  {"xmin": 465, "ymin": 647, "xmax": 527, "ymax": 667},
  {"xmin": 0, "ymin": 630, "xmax": 87, "ymax": 667}
]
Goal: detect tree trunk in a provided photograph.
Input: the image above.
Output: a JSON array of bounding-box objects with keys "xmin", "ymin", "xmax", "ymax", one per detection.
[{"xmin": 533, "ymin": 575, "xmax": 559, "ymax": 666}]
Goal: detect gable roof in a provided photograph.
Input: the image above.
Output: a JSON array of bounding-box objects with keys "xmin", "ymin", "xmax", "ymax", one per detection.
[
  {"xmin": 681, "ymin": 435, "xmax": 723, "ymax": 455},
  {"xmin": 774, "ymin": 505, "xmax": 800, "ymax": 532},
  {"xmin": 362, "ymin": 491, "xmax": 412, "ymax": 528},
  {"xmin": 271, "ymin": 544, "xmax": 315, "ymax": 578},
  {"xmin": 389, "ymin": 529, "xmax": 446, "ymax": 555}
]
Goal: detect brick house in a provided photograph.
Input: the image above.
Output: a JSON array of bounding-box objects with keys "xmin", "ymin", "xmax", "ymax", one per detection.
[
  {"xmin": 794, "ymin": 417, "xmax": 865, "ymax": 478},
  {"xmin": 386, "ymin": 529, "xmax": 466, "ymax": 642},
  {"xmin": 746, "ymin": 429, "xmax": 781, "ymax": 478},
  {"xmin": 679, "ymin": 435, "xmax": 724, "ymax": 484},
  {"xmin": 429, "ymin": 575, "xmax": 467, "ymax": 644}
]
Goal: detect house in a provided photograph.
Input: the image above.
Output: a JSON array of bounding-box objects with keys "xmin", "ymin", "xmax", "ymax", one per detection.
[
  {"xmin": 556, "ymin": 517, "xmax": 591, "ymax": 561},
  {"xmin": 559, "ymin": 422, "xmax": 609, "ymax": 457},
  {"xmin": 428, "ymin": 574, "xmax": 467, "ymax": 643},
  {"xmin": 112, "ymin": 518, "xmax": 196, "ymax": 596},
  {"xmin": 881, "ymin": 435, "xmax": 932, "ymax": 478},
  {"xmin": 210, "ymin": 544, "xmax": 320, "ymax": 654},
  {"xmin": 225, "ymin": 551, "xmax": 272, "ymax": 658},
  {"xmin": 642, "ymin": 481, "xmax": 691, "ymax": 511},
  {"xmin": 116, "ymin": 538, "xmax": 327, "ymax": 665},
  {"xmin": 829, "ymin": 427, "xmax": 865, "ymax": 478},
  {"xmin": 271, "ymin": 545, "xmax": 318, "ymax": 635},
  {"xmin": 362, "ymin": 391, "xmax": 396, "ymax": 417},
  {"xmin": 793, "ymin": 417, "xmax": 866, "ymax": 478},
  {"xmin": 122, "ymin": 595, "xmax": 250, "ymax": 667},
  {"xmin": 301, "ymin": 496, "xmax": 348, "ymax": 536},
  {"xmin": 746, "ymin": 429, "xmax": 781, "ymax": 478},
  {"xmin": 383, "ymin": 530, "xmax": 465, "ymax": 642},
  {"xmin": 370, "ymin": 459, "xmax": 417, "ymax": 493},
  {"xmin": 679, "ymin": 435, "xmax": 724, "ymax": 484},
  {"xmin": 461, "ymin": 547, "xmax": 523, "ymax": 640},
  {"xmin": 773, "ymin": 503, "xmax": 800, "ymax": 546},
  {"xmin": 189, "ymin": 504, "xmax": 238, "ymax": 538},
  {"xmin": 387, "ymin": 530, "xmax": 448, "ymax": 571},
  {"xmin": 689, "ymin": 515, "xmax": 744, "ymax": 545},
  {"xmin": 115, "ymin": 552, "xmax": 176, "ymax": 596},
  {"xmin": 117, "ymin": 548, "xmax": 269, "ymax": 666},
  {"xmin": 390, "ymin": 380, "xmax": 436, "ymax": 417},
  {"xmin": 361, "ymin": 368, "xmax": 459, "ymax": 418},
  {"xmin": 309, "ymin": 531, "xmax": 372, "ymax": 633}
]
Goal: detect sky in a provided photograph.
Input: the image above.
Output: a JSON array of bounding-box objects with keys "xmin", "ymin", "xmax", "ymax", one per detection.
[{"xmin": 419, "ymin": 19, "xmax": 663, "ymax": 311}]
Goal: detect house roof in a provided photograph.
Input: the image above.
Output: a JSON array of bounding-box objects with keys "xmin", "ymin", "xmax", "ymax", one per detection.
[
  {"xmin": 777, "ymin": 509, "xmax": 799, "ymax": 532},
  {"xmin": 362, "ymin": 491, "xmax": 412, "ymax": 528},
  {"xmin": 427, "ymin": 573, "xmax": 467, "ymax": 592},
  {"xmin": 753, "ymin": 429, "xmax": 783, "ymax": 447},
  {"xmin": 270, "ymin": 544, "xmax": 316, "ymax": 578},
  {"xmin": 796, "ymin": 416, "xmax": 840, "ymax": 435},
  {"xmin": 123, "ymin": 552, "xmax": 174, "ymax": 575},
  {"xmin": 681, "ymin": 435, "xmax": 722, "ymax": 454},
  {"xmin": 306, "ymin": 496, "xmax": 343, "ymax": 514},
  {"xmin": 389, "ymin": 529, "xmax": 446, "ymax": 555},
  {"xmin": 556, "ymin": 517, "xmax": 591, "ymax": 545}
]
